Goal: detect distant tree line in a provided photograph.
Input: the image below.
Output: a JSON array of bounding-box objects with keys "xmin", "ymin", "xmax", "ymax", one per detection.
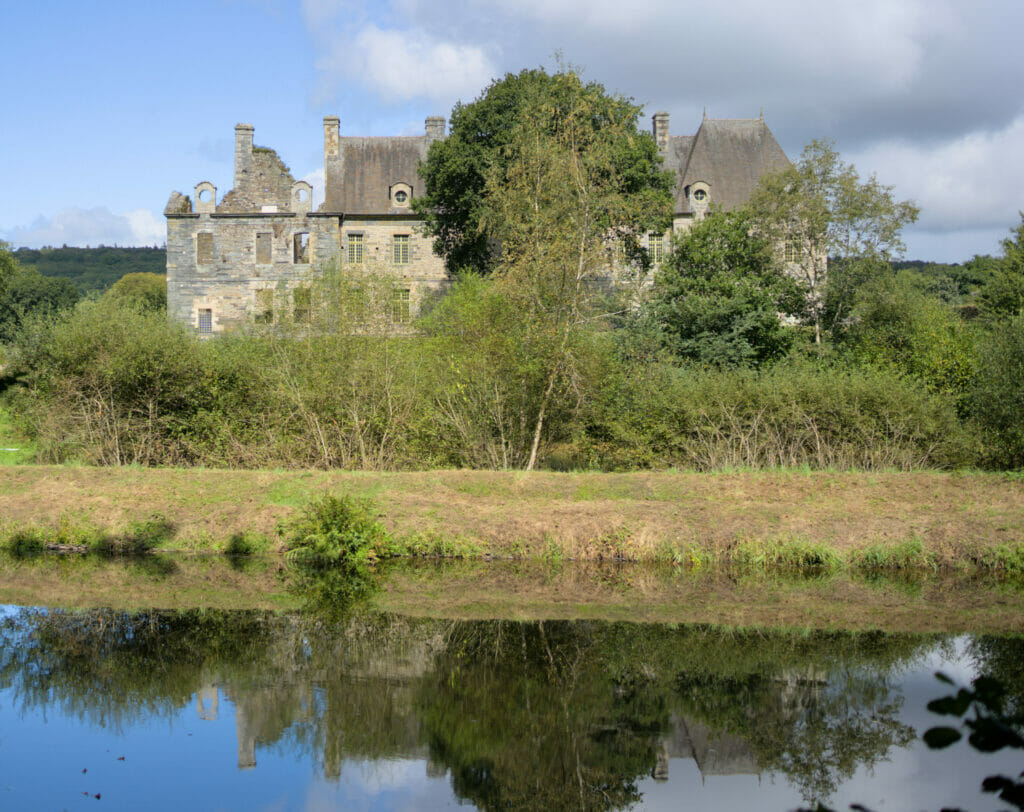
[{"xmin": 12, "ymin": 245, "xmax": 164, "ymax": 294}]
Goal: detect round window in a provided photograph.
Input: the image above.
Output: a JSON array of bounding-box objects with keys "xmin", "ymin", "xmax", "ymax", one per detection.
[
  {"xmin": 693, "ymin": 189, "xmax": 707, "ymax": 202},
  {"xmin": 394, "ymin": 190, "xmax": 408, "ymax": 204}
]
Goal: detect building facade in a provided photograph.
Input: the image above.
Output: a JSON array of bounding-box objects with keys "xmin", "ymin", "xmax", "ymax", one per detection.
[{"xmin": 165, "ymin": 112, "xmax": 791, "ymax": 333}]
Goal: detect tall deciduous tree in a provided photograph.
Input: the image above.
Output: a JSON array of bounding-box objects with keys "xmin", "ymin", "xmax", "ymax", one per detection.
[
  {"xmin": 651, "ymin": 209, "xmax": 806, "ymax": 368},
  {"xmin": 417, "ymin": 67, "xmax": 672, "ymax": 276},
  {"xmin": 481, "ymin": 71, "xmax": 672, "ymax": 469},
  {"xmin": 749, "ymin": 139, "xmax": 920, "ymax": 343}
]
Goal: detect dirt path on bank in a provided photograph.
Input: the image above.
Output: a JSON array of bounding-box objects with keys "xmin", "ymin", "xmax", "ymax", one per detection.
[{"xmin": 0, "ymin": 466, "xmax": 1021, "ymax": 561}]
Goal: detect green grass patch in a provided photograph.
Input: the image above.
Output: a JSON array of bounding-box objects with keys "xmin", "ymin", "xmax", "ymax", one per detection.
[
  {"xmin": 727, "ymin": 537, "xmax": 844, "ymax": 572},
  {"xmin": 850, "ymin": 537, "xmax": 937, "ymax": 572},
  {"xmin": 223, "ymin": 531, "xmax": 272, "ymax": 556}
]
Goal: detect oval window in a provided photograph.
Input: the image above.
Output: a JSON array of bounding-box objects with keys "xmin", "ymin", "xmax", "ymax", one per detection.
[
  {"xmin": 693, "ymin": 189, "xmax": 707, "ymax": 201},
  {"xmin": 394, "ymin": 190, "xmax": 408, "ymax": 204}
]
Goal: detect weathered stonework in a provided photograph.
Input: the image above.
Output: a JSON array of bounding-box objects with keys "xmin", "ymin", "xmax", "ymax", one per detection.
[{"xmin": 166, "ymin": 109, "xmax": 793, "ymax": 333}]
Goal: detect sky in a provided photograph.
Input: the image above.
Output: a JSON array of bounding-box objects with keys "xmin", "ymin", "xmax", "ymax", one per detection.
[{"xmin": 1, "ymin": 0, "xmax": 1022, "ymax": 262}]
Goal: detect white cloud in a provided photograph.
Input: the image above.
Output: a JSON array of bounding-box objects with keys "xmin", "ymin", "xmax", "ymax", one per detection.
[
  {"xmin": 2, "ymin": 207, "xmax": 165, "ymax": 249},
  {"xmin": 350, "ymin": 25, "xmax": 495, "ymax": 102},
  {"xmin": 850, "ymin": 115, "xmax": 1024, "ymax": 234},
  {"xmin": 302, "ymin": 1, "xmax": 496, "ymax": 107}
]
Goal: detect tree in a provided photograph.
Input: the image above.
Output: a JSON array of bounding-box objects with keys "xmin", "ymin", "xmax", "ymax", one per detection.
[
  {"xmin": 650, "ymin": 209, "xmax": 806, "ymax": 367},
  {"xmin": 0, "ymin": 263, "xmax": 80, "ymax": 343},
  {"xmin": 979, "ymin": 213, "xmax": 1024, "ymax": 319},
  {"xmin": 417, "ymin": 66, "xmax": 672, "ymax": 275},
  {"xmin": 104, "ymin": 271, "xmax": 167, "ymax": 311},
  {"xmin": 474, "ymin": 69, "xmax": 672, "ymax": 469},
  {"xmin": 0, "ymin": 240, "xmax": 19, "ymax": 299},
  {"xmin": 750, "ymin": 139, "xmax": 920, "ymax": 343}
]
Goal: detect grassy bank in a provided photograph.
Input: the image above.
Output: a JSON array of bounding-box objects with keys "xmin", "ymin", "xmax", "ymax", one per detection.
[{"xmin": 1, "ymin": 465, "xmax": 1022, "ymax": 571}]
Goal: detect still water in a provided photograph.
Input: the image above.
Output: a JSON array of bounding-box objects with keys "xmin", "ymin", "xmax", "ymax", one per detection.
[{"xmin": 1, "ymin": 601, "xmax": 1022, "ymax": 811}]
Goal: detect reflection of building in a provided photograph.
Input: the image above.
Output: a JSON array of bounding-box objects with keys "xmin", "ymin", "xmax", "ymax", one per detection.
[
  {"xmin": 165, "ymin": 111, "xmax": 792, "ymax": 333},
  {"xmin": 653, "ymin": 715, "xmax": 760, "ymax": 781}
]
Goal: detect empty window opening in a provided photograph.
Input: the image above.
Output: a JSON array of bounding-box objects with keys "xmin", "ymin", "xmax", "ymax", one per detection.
[
  {"xmin": 390, "ymin": 288, "xmax": 411, "ymax": 323},
  {"xmin": 293, "ymin": 232, "xmax": 309, "ymax": 264},
  {"xmin": 198, "ymin": 188, "xmax": 213, "ymax": 203},
  {"xmin": 649, "ymin": 233, "xmax": 665, "ymax": 264},
  {"xmin": 296, "ymin": 187, "xmax": 309, "ymax": 203},
  {"xmin": 256, "ymin": 233, "xmax": 272, "ymax": 264},
  {"xmin": 393, "ymin": 234, "xmax": 410, "ymax": 265},
  {"xmin": 198, "ymin": 309, "xmax": 213, "ymax": 334},
  {"xmin": 347, "ymin": 233, "xmax": 364, "ymax": 264},
  {"xmin": 255, "ymin": 289, "xmax": 274, "ymax": 324},
  {"xmin": 197, "ymin": 233, "xmax": 213, "ymax": 265},
  {"xmin": 293, "ymin": 287, "xmax": 311, "ymax": 323}
]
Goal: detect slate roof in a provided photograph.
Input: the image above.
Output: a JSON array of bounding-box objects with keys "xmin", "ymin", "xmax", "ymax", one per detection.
[
  {"xmin": 323, "ymin": 136, "xmax": 430, "ymax": 214},
  {"xmin": 665, "ymin": 118, "xmax": 790, "ymax": 214}
]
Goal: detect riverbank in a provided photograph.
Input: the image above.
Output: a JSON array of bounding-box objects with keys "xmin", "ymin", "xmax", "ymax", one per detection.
[{"xmin": 2, "ymin": 465, "xmax": 1023, "ymax": 568}]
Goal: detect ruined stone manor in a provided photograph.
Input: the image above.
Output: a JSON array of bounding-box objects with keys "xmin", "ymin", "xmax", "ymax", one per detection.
[{"xmin": 164, "ymin": 112, "xmax": 790, "ymax": 333}]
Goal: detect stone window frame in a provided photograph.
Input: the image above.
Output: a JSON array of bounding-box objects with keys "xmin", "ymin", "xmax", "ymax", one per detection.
[
  {"xmin": 255, "ymin": 232, "xmax": 273, "ymax": 265},
  {"xmin": 293, "ymin": 231, "xmax": 310, "ymax": 264},
  {"xmin": 346, "ymin": 232, "xmax": 364, "ymax": 264},
  {"xmin": 392, "ymin": 234, "xmax": 410, "ymax": 266},
  {"xmin": 196, "ymin": 232, "xmax": 214, "ymax": 265},
  {"xmin": 198, "ymin": 309, "xmax": 213, "ymax": 335}
]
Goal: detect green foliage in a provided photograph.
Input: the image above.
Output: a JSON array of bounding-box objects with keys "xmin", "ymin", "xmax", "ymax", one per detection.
[
  {"xmin": 104, "ymin": 272, "xmax": 166, "ymax": 311},
  {"xmin": 0, "ymin": 259, "xmax": 80, "ymax": 343},
  {"xmin": 12, "ymin": 245, "xmax": 165, "ymax": 294},
  {"xmin": 224, "ymin": 531, "xmax": 271, "ymax": 556},
  {"xmin": 970, "ymin": 315, "xmax": 1024, "ymax": 468},
  {"xmin": 576, "ymin": 359, "xmax": 971, "ymax": 471},
  {"xmin": 750, "ymin": 139, "xmax": 919, "ymax": 342},
  {"xmin": 651, "ymin": 209, "xmax": 806, "ymax": 367},
  {"xmin": 843, "ymin": 272, "xmax": 977, "ymax": 407},
  {"xmin": 417, "ymin": 66, "xmax": 672, "ymax": 274},
  {"xmin": 979, "ymin": 214, "xmax": 1024, "ymax": 319},
  {"xmin": 279, "ymin": 494, "xmax": 391, "ymax": 567}
]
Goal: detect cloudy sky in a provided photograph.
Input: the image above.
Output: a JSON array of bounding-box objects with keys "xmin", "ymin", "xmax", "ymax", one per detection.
[{"xmin": 1, "ymin": 0, "xmax": 1022, "ymax": 261}]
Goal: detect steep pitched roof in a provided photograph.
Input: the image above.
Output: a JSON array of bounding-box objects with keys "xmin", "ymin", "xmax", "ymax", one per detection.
[
  {"xmin": 668, "ymin": 118, "xmax": 790, "ymax": 214},
  {"xmin": 323, "ymin": 136, "xmax": 429, "ymax": 213}
]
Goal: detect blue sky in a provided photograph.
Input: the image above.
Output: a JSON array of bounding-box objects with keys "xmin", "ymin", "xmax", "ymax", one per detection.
[{"xmin": 2, "ymin": 0, "xmax": 1023, "ymax": 262}]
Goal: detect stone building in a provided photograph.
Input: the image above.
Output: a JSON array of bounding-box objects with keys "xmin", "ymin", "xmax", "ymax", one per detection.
[{"xmin": 165, "ymin": 112, "xmax": 791, "ymax": 333}]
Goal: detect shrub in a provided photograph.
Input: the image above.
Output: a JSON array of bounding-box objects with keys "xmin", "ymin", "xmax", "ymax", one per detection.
[{"xmin": 279, "ymin": 494, "xmax": 390, "ymax": 568}]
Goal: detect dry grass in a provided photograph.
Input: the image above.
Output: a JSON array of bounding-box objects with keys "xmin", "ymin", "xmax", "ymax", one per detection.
[{"xmin": 0, "ymin": 465, "xmax": 1021, "ymax": 564}]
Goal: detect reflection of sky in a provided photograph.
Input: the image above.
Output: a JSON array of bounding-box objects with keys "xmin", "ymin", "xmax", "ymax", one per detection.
[{"xmin": 0, "ymin": 627, "xmax": 1018, "ymax": 811}]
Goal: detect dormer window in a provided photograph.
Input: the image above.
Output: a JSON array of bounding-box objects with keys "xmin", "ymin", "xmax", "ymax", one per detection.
[
  {"xmin": 390, "ymin": 183, "xmax": 412, "ymax": 208},
  {"xmin": 693, "ymin": 189, "xmax": 707, "ymax": 202}
]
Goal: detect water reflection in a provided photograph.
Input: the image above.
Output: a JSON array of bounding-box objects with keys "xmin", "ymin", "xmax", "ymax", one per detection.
[{"xmin": 5, "ymin": 604, "xmax": 1014, "ymax": 810}]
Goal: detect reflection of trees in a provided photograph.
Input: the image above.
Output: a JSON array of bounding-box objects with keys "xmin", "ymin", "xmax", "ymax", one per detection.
[
  {"xmin": 673, "ymin": 630, "xmax": 927, "ymax": 806},
  {"xmin": 969, "ymin": 635, "xmax": 1024, "ymax": 716},
  {"xmin": 418, "ymin": 620, "xmax": 667, "ymax": 812},
  {"xmin": 1, "ymin": 607, "xmax": 939, "ymax": 808}
]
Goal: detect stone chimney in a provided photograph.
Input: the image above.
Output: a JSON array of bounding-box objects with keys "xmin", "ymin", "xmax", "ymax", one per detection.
[
  {"xmin": 234, "ymin": 123, "xmax": 254, "ymax": 190},
  {"xmin": 425, "ymin": 116, "xmax": 446, "ymax": 143},
  {"xmin": 323, "ymin": 116, "xmax": 340, "ymax": 160},
  {"xmin": 652, "ymin": 112, "xmax": 669, "ymax": 151}
]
